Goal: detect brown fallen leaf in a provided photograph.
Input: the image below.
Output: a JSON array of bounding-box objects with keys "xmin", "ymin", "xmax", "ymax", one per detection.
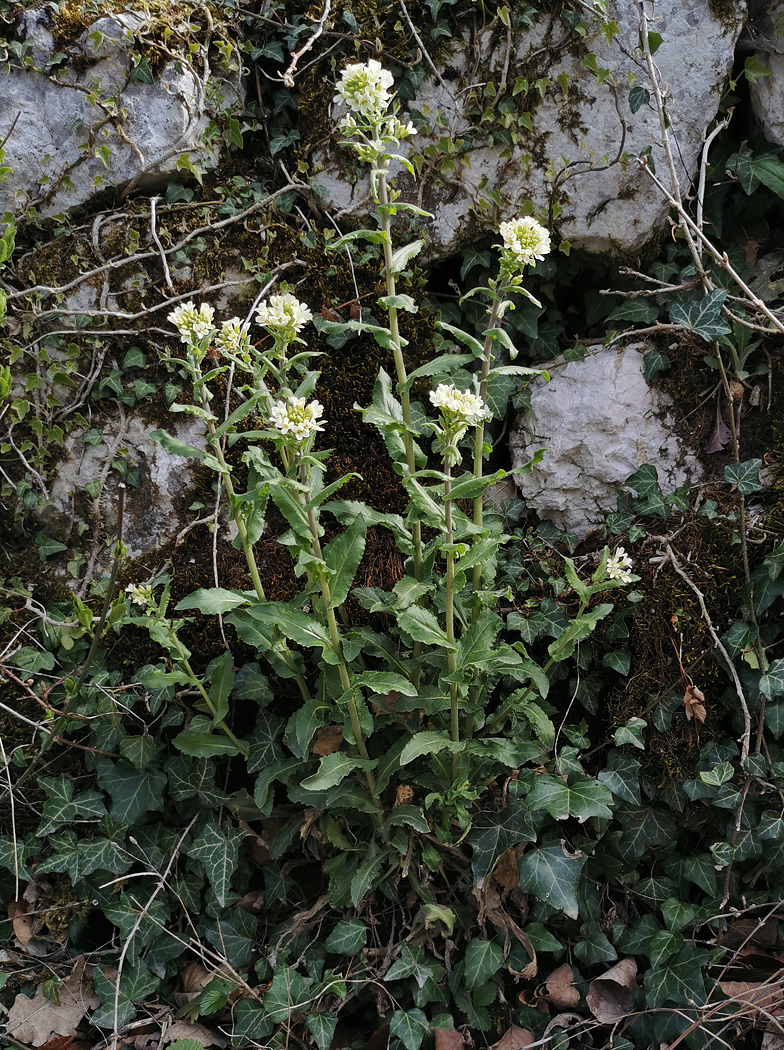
[
  {"xmin": 719, "ymin": 980, "xmax": 784, "ymax": 1017},
  {"xmin": 488, "ymin": 1026, "xmax": 534, "ymax": 1050},
  {"xmin": 312, "ymin": 725, "xmax": 344, "ymax": 756},
  {"xmin": 395, "ymin": 784, "xmax": 414, "ymax": 806},
  {"xmin": 539, "ymin": 963, "xmax": 580, "ymax": 1009},
  {"xmin": 586, "ymin": 978, "xmax": 635, "ymax": 1022},
  {"xmin": 492, "ymin": 848, "xmax": 520, "ymax": 897},
  {"xmin": 6, "ymin": 958, "xmax": 99, "ymax": 1046},
  {"xmin": 162, "ymin": 1019, "xmax": 230, "ymax": 1047},
  {"xmin": 434, "ymin": 1029, "xmax": 465, "ymax": 1050},
  {"xmin": 683, "ymin": 683, "xmax": 707, "ymax": 723},
  {"xmin": 518, "ymin": 988, "xmax": 549, "ymax": 1014},
  {"xmin": 181, "ymin": 962, "xmax": 213, "ymax": 994}
]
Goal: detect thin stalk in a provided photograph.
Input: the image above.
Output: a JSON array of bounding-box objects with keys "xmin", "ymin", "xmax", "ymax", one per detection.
[
  {"xmin": 197, "ymin": 380, "xmax": 311, "ymax": 701},
  {"xmin": 465, "ymin": 293, "xmax": 506, "ymax": 739},
  {"xmin": 444, "ymin": 461, "xmax": 459, "ymax": 779},
  {"xmin": 376, "ymin": 165, "xmax": 424, "ymax": 584},
  {"xmin": 169, "ymin": 634, "xmax": 246, "ymax": 754},
  {"xmin": 301, "ymin": 466, "xmax": 382, "ymax": 807}
]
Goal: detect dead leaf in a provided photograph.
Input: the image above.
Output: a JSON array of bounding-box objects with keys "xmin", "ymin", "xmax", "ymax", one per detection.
[
  {"xmin": 181, "ymin": 962, "xmax": 213, "ymax": 994},
  {"xmin": 395, "ymin": 784, "xmax": 414, "ymax": 806},
  {"xmin": 745, "ymin": 239, "xmax": 760, "ymax": 266},
  {"xmin": 434, "ymin": 1030, "xmax": 465, "ymax": 1050},
  {"xmin": 683, "ymin": 683, "xmax": 707, "ymax": 723},
  {"xmin": 539, "ymin": 963, "xmax": 580, "ymax": 1009},
  {"xmin": 8, "ymin": 897, "xmax": 33, "ymax": 948},
  {"xmin": 6, "ymin": 959, "xmax": 99, "ymax": 1046},
  {"xmin": 586, "ymin": 970, "xmax": 636, "ymax": 1023},
  {"xmin": 488, "ymin": 1026, "xmax": 534, "ymax": 1050},
  {"xmin": 162, "ymin": 1019, "xmax": 230, "ymax": 1048},
  {"xmin": 238, "ymin": 889, "xmax": 265, "ymax": 913},
  {"xmin": 719, "ymin": 980, "xmax": 784, "ymax": 1016},
  {"xmin": 492, "ymin": 848, "xmax": 520, "ymax": 897},
  {"xmin": 518, "ymin": 988, "xmax": 549, "ymax": 1014},
  {"xmin": 763, "ymin": 1033, "xmax": 784, "ymax": 1050},
  {"xmin": 719, "ymin": 915, "xmax": 781, "ymax": 952},
  {"xmin": 312, "ymin": 726, "xmax": 343, "ymax": 756},
  {"xmin": 349, "ymin": 300, "xmax": 362, "ymax": 320}
]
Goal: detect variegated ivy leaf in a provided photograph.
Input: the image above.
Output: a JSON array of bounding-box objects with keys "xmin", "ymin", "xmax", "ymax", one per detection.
[{"xmin": 185, "ymin": 820, "xmax": 245, "ymax": 907}]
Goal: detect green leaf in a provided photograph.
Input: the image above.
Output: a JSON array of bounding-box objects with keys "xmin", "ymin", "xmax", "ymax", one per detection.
[
  {"xmin": 436, "ymin": 321, "xmax": 484, "ymax": 358},
  {"xmin": 643, "ymin": 945, "xmax": 709, "ymax": 1007},
  {"xmin": 644, "ymin": 349, "xmax": 670, "ymax": 380},
  {"xmin": 629, "ymin": 85, "xmax": 650, "ymax": 113},
  {"xmin": 306, "ymin": 1014, "xmax": 339, "ymax": 1050},
  {"xmin": 598, "ymin": 752, "xmax": 641, "ymax": 805},
  {"xmin": 176, "ymin": 588, "xmax": 252, "ymax": 613},
  {"xmin": 574, "ymin": 921, "xmax": 617, "ymax": 965},
  {"xmin": 400, "ymin": 730, "xmax": 463, "ymax": 766},
  {"xmin": 389, "ymin": 239, "xmax": 425, "ymax": 274},
  {"xmin": 119, "ymin": 735, "xmax": 159, "ymax": 770},
  {"xmin": 525, "ymin": 774, "xmax": 613, "ymax": 822},
  {"xmin": 464, "ymin": 939, "xmax": 505, "ymax": 989},
  {"xmin": 321, "ymin": 919, "xmax": 366, "ymax": 959},
  {"xmin": 661, "ymin": 898, "xmax": 696, "ymax": 932},
  {"xmin": 397, "ymin": 606, "xmax": 455, "ymax": 650},
  {"xmin": 301, "ymin": 752, "xmax": 377, "ymax": 791},
  {"xmin": 605, "ymin": 299, "xmax": 658, "ymax": 324},
  {"xmin": 37, "ymin": 534, "xmax": 68, "ymax": 560},
  {"xmin": 246, "ymin": 710, "xmax": 284, "ymax": 773},
  {"xmin": 263, "ymin": 967, "xmax": 313, "ymax": 1024},
  {"xmin": 351, "ymin": 846, "xmax": 391, "ymax": 906},
  {"xmin": 614, "ymin": 717, "xmax": 646, "ymax": 749},
  {"xmin": 378, "ymin": 294, "xmax": 418, "ymax": 313},
  {"xmin": 669, "ymin": 290, "xmax": 730, "ymax": 342},
  {"xmin": 699, "ymin": 761, "xmax": 734, "ymax": 786},
  {"xmin": 185, "ymin": 820, "xmax": 244, "ymax": 907},
  {"xmin": 518, "ymin": 842, "xmax": 586, "ymax": 919},
  {"xmin": 328, "ymin": 228, "xmax": 391, "ymax": 250},
  {"xmin": 466, "ymin": 802, "xmax": 537, "ymax": 887},
  {"xmin": 682, "ymin": 854, "xmax": 717, "ymax": 894},
  {"xmin": 172, "ymin": 731, "xmax": 244, "ymax": 758},
  {"xmin": 603, "ymin": 650, "xmax": 631, "ymax": 676},
  {"xmin": 749, "ymin": 152, "xmax": 784, "ymax": 198},
  {"xmin": 389, "ymin": 1009, "xmax": 430, "ymax": 1050},
  {"xmin": 229, "ymin": 604, "xmax": 338, "ymax": 664},
  {"xmin": 95, "ymin": 759, "xmax": 167, "ymax": 824},
  {"xmin": 385, "ymin": 944, "xmax": 445, "ymax": 987},
  {"xmin": 724, "ymin": 458, "xmax": 762, "ymax": 495},
  {"xmin": 92, "ymin": 961, "xmax": 158, "ymax": 1028},
  {"xmin": 761, "ymin": 659, "xmax": 784, "ymax": 700},
  {"xmin": 323, "ymin": 515, "xmax": 367, "ymax": 608}
]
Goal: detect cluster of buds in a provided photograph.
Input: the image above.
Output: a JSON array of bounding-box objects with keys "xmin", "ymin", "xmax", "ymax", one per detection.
[
  {"xmin": 429, "ymin": 383, "xmax": 487, "ymax": 464},
  {"xmin": 498, "ymin": 216, "xmax": 552, "ymax": 278}
]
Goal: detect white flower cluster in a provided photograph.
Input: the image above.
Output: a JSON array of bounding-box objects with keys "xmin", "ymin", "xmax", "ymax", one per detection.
[
  {"xmin": 269, "ymin": 396, "xmax": 325, "ymax": 442},
  {"xmin": 125, "ymin": 582, "xmax": 154, "ymax": 608},
  {"xmin": 499, "ymin": 216, "xmax": 552, "ymax": 267},
  {"xmin": 255, "ymin": 294, "xmax": 313, "ymax": 338},
  {"xmin": 168, "ymin": 301, "xmax": 215, "ymax": 344},
  {"xmin": 215, "ymin": 317, "xmax": 252, "ymax": 361},
  {"xmin": 606, "ymin": 547, "xmax": 634, "ymax": 584},
  {"xmin": 335, "ymin": 60, "xmax": 394, "ymax": 121},
  {"xmin": 429, "ymin": 384, "xmax": 486, "ymax": 425}
]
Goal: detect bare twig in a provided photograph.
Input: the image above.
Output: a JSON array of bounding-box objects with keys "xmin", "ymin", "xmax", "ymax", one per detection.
[
  {"xmin": 281, "ymin": 0, "xmax": 331, "ymax": 88},
  {"xmin": 398, "ymin": 0, "xmax": 449, "ymax": 89},
  {"xmin": 149, "ymin": 196, "xmax": 174, "ymax": 290}
]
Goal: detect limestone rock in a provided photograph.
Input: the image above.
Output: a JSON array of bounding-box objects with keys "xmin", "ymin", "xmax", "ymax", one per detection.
[
  {"xmin": 313, "ymin": 0, "xmax": 745, "ymax": 256},
  {"xmin": 509, "ymin": 344, "xmax": 702, "ymax": 536},
  {"xmin": 1, "ymin": 9, "xmax": 243, "ymax": 217},
  {"xmin": 48, "ymin": 415, "xmax": 207, "ymax": 568},
  {"xmin": 745, "ymin": 1, "xmax": 784, "ymax": 146}
]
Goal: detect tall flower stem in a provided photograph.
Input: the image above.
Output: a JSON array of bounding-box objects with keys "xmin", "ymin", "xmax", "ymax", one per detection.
[
  {"xmin": 464, "ymin": 294, "xmax": 506, "ymax": 740},
  {"xmin": 443, "ymin": 460, "xmax": 460, "ymax": 780},
  {"xmin": 301, "ymin": 465, "xmax": 381, "ymax": 809},
  {"xmin": 195, "ymin": 377, "xmax": 311, "ymax": 701},
  {"xmin": 170, "ymin": 632, "xmax": 247, "ymax": 754},
  {"xmin": 376, "ymin": 167, "xmax": 424, "ymax": 585}
]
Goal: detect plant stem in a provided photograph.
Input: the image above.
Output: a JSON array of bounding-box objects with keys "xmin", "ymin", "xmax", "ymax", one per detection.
[
  {"xmin": 301, "ymin": 466, "xmax": 381, "ymax": 807},
  {"xmin": 197, "ymin": 380, "xmax": 311, "ymax": 701},
  {"xmin": 444, "ymin": 460, "xmax": 460, "ymax": 779},
  {"xmin": 376, "ymin": 166, "xmax": 424, "ymax": 584},
  {"xmin": 465, "ymin": 294, "xmax": 505, "ymax": 739},
  {"xmin": 169, "ymin": 633, "xmax": 247, "ymax": 754}
]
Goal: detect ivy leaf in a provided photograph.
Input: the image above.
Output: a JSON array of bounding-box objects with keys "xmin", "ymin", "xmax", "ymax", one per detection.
[
  {"xmin": 185, "ymin": 820, "xmax": 244, "ymax": 907},
  {"xmin": 389, "ymin": 1009, "xmax": 430, "ymax": 1050},
  {"xmin": 263, "ymin": 968, "xmax": 313, "ymax": 1024},
  {"xmin": 464, "ymin": 939, "xmax": 504, "ymax": 988},
  {"xmin": 325, "ymin": 919, "xmax": 366, "ymax": 956},
  {"xmin": 119, "ymin": 735, "xmax": 160, "ymax": 771},
  {"xmin": 613, "ymin": 717, "xmax": 646, "ymax": 749},
  {"xmin": 724, "ymin": 459, "xmax": 762, "ymax": 496},
  {"xmin": 598, "ymin": 752, "xmax": 641, "ymax": 805},
  {"xmin": 466, "ymin": 802, "xmax": 537, "ymax": 887},
  {"xmin": 166, "ymin": 757, "xmax": 230, "ymax": 808},
  {"xmin": 95, "ymin": 760, "xmax": 167, "ymax": 824},
  {"xmin": 764, "ymin": 659, "xmax": 784, "ymax": 701},
  {"xmin": 625, "ymin": 462, "xmax": 661, "ymax": 499},
  {"xmin": 603, "ymin": 650, "xmax": 631, "ymax": 676},
  {"xmin": 205, "ymin": 910, "xmax": 256, "ymax": 968},
  {"xmin": 628, "ymin": 85, "xmax": 650, "ymax": 113},
  {"xmin": 643, "ymin": 945, "xmax": 709, "ymax": 1007},
  {"xmin": 682, "ymin": 854, "xmax": 717, "ymax": 895},
  {"xmin": 643, "ymin": 349, "xmax": 670, "ymax": 380},
  {"xmin": 573, "ymin": 921, "xmax": 617, "ymax": 965},
  {"xmin": 92, "ymin": 961, "xmax": 158, "ymax": 1028},
  {"xmin": 306, "ymin": 1014, "xmax": 339, "ymax": 1050},
  {"xmin": 660, "ymin": 898, "xmax": 696, "ymax": 932},
  {"xmin": 385, "ymin": 944, "xmax": 444, "ymax": 987},
  {"xmin": 669, "ymin": 290, "xmax": 730, "ymax": 342},
  {"xmin": 518, "ymin": 842, "xmax": 586, "ymax": 919},
  {"xmin": 172, "ymin": 732, "xmax": 244, "ymax": 758},
  {"xmin": 246, "ymin": 711, "xmax": 284, "ymax": 773},
  {"xmin": 526, "ymin": 774, "xmax": 613, "ymax": 822}
]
